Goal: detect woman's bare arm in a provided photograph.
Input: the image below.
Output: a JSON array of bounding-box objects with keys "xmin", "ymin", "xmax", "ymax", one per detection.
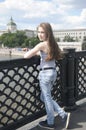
[{"xmin": 24, "ymin": 43, "xmax": 43, "ymax": 59}]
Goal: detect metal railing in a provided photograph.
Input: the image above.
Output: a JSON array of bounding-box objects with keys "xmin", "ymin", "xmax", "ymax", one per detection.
[{"xmin": 0, "ymin": 48, "xmax": 86, "ymax": 130}]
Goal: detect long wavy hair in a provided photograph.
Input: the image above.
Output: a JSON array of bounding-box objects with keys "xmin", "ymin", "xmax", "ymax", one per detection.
[{"xmin": 37, "ymin": 22, "xmax": 63, "ymax": 61}]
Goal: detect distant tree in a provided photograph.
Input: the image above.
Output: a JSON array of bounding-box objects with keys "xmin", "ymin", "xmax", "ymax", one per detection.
[
  {"xmin": 15, "ymin": 31, "xmax": 27, "ymax": 46},
  {"xmin": 63, "ymin": 35, "xmax": 75, "ymax": 42},
  {"xmin": 75, "ymin": 37, "xmax": 79, "ymax": 42},
  {"xmin": 0, "ymin": 31, "xmax": 39, "ymax": 48},
  {"xmin": 0, "ymin": 31, "xmax": 28, "ymax": 47},
  {"xmin": 22, "ymin": 37, "xmax": 39, "ymax": 48},
  {"xmin": 28, "ymin": 37, "xmax": 40, "ymax": 48},
  {"xmin": 83, "ymin": 36, "xmax": 86, "ymax": 41},
  {"xmin": 55, "ymin": 37, "xmax": 60, "ymax": 42},
  {"xmin": 82, "ymin": 36, "xmax": 86, "ymax": 50}
]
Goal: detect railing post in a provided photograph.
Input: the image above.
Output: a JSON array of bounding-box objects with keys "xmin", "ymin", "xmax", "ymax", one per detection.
[
  {"xmin": 63, "ymin": 48, "xmax": 77, "ymax": 111},
  {"xmin": 60, "ymin": 57, "xmax": 67, "ymax": 106}
]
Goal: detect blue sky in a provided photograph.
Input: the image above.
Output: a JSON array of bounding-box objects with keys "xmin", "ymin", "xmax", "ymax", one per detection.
[{"xmin": 0, "ymin": 0, "xmax": 86, "ymax": 30}]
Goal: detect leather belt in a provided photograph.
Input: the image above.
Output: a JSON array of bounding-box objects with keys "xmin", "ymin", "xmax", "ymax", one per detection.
[{"xmin": 40, "ymin": 67, "xmax": 55, "ymax": 71}]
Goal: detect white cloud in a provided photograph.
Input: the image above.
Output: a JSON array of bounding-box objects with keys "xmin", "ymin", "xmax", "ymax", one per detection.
[
  {"xmin": 81, "ymin": 9, "xmax": 86, "ymax": 20},
  {"xmin": 0, "ymin": 0, "xmax": 86, "ymax": 30}
]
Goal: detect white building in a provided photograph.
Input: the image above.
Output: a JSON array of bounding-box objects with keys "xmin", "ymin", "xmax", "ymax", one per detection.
[
  {"xmin": 58, "ymin": 42, "xmax": 82, "ymax": 51},
  {"xmin": 24, "ymin": 29, "xmax": 34, "ymax": 38},
  {"xmin": 7, "ymin": 17, "xmax": 17, "ymax": 33},
  {"xmin": 54, "ymin": 29, "xmax": 86, "ymax": 42},
  {"xmin": 0, "ymin": 17, "xmax": 17, "ymax": 35},
  {"xmin": 0, "ymin": 17, "xmax": 34, "ymax": 37},
  {"xmin": 0, "ymin": 30, "xmax": 8, "ymax": 36}
]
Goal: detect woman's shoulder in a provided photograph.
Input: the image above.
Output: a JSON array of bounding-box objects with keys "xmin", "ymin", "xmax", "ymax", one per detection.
[
  {"xmin": 37, "ymin": 41, "xmax": 47, "ymax": 48},
  {"xmin": 39, "ymin": 41, "xmax": 46, "ymax": 45},
  {"xmin": 35, "ymin": 41, "xmax": 48, "ymax": 53}
]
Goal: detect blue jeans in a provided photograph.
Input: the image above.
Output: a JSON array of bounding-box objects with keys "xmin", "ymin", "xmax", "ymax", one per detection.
[{"xmin": 38, "ymin": 69, "xmax": 66, "ymax": 125}]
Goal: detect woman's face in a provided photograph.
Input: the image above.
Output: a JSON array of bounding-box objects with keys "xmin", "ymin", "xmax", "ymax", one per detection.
[{"xmin": 37, "ymin": 27, "xmax": 47, "ymax": 41}]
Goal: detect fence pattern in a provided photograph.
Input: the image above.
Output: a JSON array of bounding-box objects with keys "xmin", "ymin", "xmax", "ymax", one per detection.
[
  {"xmin": 0, "ymin": 49, "xmax": 86, "ymax": 130},
  {"xmin": 75, "ymin": 51, "xmax": 86, "ymax": 100},
  {"xmin": 0, "ymin": 57, "xmax": 62, "ymax": 130}
]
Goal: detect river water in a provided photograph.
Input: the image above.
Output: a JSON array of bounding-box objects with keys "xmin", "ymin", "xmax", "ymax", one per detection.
[{"xmin": 0, "ymin": 55, "xmax": 23, "ymax": 61}]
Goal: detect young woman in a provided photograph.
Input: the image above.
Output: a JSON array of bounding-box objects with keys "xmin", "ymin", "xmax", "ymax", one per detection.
[{"xmin": 24, "ymin": 22, "xmax": 70, "ymax": 130}]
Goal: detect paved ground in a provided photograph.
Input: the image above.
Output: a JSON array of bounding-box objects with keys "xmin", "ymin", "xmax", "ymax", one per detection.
[{"xmin": 17, "ymin": 98, "xmax": 86, "ymax": 130}]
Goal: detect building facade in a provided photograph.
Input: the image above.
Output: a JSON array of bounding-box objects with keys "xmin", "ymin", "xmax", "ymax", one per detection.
[
  {"xmin": 54, "ymin": 29, "xmax": 86, "ymax": 42},
  {"xmin": 0, "ymin": 17, "xmax": 34, "ymax": 38},
  {"xmin": 0, "ymin": 17, "xmax": 17, "ymax": 35},
  {"xmin": 7, "ymin": 17, "xmax": 17, "ymax": 33}
]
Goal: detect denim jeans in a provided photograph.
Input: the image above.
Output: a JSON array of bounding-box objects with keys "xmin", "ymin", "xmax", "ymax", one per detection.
[{"xmin": 38, "ymin": 69, "xmax": 66, "ymax": 125}]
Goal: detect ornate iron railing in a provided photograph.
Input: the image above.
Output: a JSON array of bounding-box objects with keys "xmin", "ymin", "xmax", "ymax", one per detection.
[
  {"xmin": 0, "ymin": 49, "xmax": 86, "ymax": 130},
  {"xmin": 75, "ymin": 51, "xmax": 86, "ymax": 100},
  {"xmin": 0, "ymin": 56, "xmax": 63, "ymax": 130}
]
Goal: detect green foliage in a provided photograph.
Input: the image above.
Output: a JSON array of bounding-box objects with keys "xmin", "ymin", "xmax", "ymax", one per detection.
[
  {"xmin": 63, "ymin": 35, "xmax": 75, "ymax": 42},
  {"xmin": 82, "ymin": 42, "xmax": 86, "ymax": 50},
  {"xmin": 0, "ymin": 31, "xmax": 39, "ymax": 48},
  {"xmin": 82, "ymin": 36, "xmax": 86, "ymax": 50},
  {"xmin": 28, "ymin": 37, "xmax": 40, "ymax": 48},
  {"xmin": 55, "ymin": 37, "xmax": 60, "ymax": 42},
  {"xmin": 83, "ymin": 36, "xmax": 86, "ymax": 41}
]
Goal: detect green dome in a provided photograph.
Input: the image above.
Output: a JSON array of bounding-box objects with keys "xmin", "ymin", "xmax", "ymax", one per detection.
[
  {"xmin": 7, "ymin": 17, "xmax": 16, "ymax": 26},
  {"xmin": 7, "ymin": 22, "xmax": 16, "ymax": 26}
]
